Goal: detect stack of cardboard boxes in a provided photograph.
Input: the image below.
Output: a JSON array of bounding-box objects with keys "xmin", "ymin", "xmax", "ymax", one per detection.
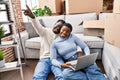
[
  {"xmin": 38, "ymin": 0, "xmax": 103, "ymax": 15},
  {"xmin": 104, "ymin": 0, "xmax": 120, "ymax": 48},
  {"xmin": 102, "ymin": 1, "xmax": 120, "ymax": 79}
]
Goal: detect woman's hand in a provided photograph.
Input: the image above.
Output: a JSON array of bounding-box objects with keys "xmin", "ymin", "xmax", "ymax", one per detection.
[
  {"xmin": 77, "ymin": 51, "xmax": 83, "ymax": 57},
  {"xmin": 24, "ymin": 5, "xmax": 35, "ymax": 19},
  {"xmin": 61, "ymin": 63, "xmax": 72, "ymax": 68}
]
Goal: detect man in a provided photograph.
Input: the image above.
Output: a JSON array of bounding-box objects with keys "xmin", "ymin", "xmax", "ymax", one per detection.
[{"xmin": 24, "ymin": 5, "xmax": 65, "ymax": 80}]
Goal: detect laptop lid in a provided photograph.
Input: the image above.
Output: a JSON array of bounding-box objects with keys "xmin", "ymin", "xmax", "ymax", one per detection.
[
  {"xmin": 67, "ymin": 52, "xmax": 99, "ymax": 71},
  {"xmin": 74, "ymin": 52, "xmax": 99, "ymax": 71}
]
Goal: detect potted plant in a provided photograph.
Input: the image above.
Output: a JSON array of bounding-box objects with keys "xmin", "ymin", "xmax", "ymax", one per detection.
[
  {"xmin": 0, "ymin": 24, "xmax": 6, "ymax": 44},
  {"xmin": 0, "ymin": 50, "xmax": 5, "ymax": 68},
  {"xmin": 32, "ymin": 5, "xmax": 52, "ymax": 17},
  {"xmin": 103, "ymin": 2, "xmax": 109, "ymax": 11}
]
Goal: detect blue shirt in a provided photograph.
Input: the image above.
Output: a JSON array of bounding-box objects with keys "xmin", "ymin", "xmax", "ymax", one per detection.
[{"xmin": 50, "ymin": 34, "xmax": 90, "ymax": 67}]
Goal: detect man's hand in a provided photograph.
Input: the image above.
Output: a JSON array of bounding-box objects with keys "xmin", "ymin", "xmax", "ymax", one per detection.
[{"xmin": 24, "ymin": 5, "xmax": 35, "ymax": 19}]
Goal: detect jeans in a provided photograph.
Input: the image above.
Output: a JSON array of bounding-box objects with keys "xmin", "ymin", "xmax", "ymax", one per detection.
[
  {"xmin": 63, "ymin": 53, "xmax": 107, "ymax": 80},
  {"xmin": 63, "ymin": 68, "xmax": 87, "ymax": 80},
  {"xmin": 84, "ymin": 63, "xmax": 107, "ymax": 80},
  {"xmin": 32, "ymin": 57, "xmax": 64, "ymax": 80}
]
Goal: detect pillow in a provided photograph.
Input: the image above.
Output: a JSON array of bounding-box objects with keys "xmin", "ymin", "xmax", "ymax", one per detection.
[
  {"xmin": 65, "ymin": 13, "xmax": 97, "ymax": 33},
  {"xmin": 39, "ymin": 19, "xmax": 46, "ymax": 27},
  {"xmin": 22, "ymin": 22, "xmax": 39, "ymax": 38},
  {"xmin": 37, "ymin": 15, "xmax": 65, "ymax": 28}
]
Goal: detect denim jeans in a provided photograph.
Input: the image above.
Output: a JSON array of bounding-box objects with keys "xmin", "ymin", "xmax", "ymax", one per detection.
[
  {"xmin": 63, "ymin": 68, "xmax": 87, "ymax": 80},
  {"xmin": 84, "ymin": 63, "xmax": 107, "ymax": 80},
  {"xmin": 63, "ymin": 53, "xmax": 107, "ymax": 80},
  {"xmin": 32, "ymin": 57, "xmax": 64, "ymax": 80}
]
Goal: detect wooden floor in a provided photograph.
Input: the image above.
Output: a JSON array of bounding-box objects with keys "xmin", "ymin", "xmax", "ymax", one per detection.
[{"xmin": 0, "ymin": 59, "xmax": 105, "ymax": 80}]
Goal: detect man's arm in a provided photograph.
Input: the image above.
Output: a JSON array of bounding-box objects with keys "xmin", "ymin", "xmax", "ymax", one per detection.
[
  {"xmin": 24, "ymin": 5, "xmax": 35, "ymax": 19},
  {"xmin": 23, "ymin": 5, "xmax": 46, "ymax": 36}
]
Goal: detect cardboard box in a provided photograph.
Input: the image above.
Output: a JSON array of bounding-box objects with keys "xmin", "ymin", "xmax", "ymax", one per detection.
[
  {"xmin": 61, "ymin": 0, "xmax": 66, "ymax": 14},
  {"xmin": 38, "ymin": 0, "xmax": 62, "ymax": 14},
  {"xmin": 84, "ymin": 28, "xmax": 104, "ymax": 36},
  {"xmin": 65, "ymin": 0, "xmax": 103, "ymax": 14},
  {"xmin": 113, "ymin": 0, "xmax": 120, "ymax": 13},
  {"xmin": 83, "ymin": 20, "xmax": 105, "ymax": 36},
  {"xmin": 104, "ymin": 13, "xmax": 120, "ymax": 48}
]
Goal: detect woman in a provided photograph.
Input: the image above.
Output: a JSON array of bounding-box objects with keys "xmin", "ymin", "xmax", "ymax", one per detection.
[{"xmin": 50, "ymin": 23, "xmax": 107, "ymax": 80}]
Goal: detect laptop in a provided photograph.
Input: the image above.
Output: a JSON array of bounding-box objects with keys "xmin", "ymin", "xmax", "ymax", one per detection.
[{"xmin": 66, "ymin": 52, "xmax": 99, "ymax": 71}]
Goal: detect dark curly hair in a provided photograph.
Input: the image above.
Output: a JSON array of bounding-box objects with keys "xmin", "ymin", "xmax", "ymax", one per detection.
[{"xmin": 62, "ymin": 23, "xmax": 73, "ymax": 32}]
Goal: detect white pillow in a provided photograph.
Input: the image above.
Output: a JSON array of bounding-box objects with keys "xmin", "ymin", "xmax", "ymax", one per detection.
[{"xmin": 99, "ymin": 13, "xmax": 112, "ymax": 20}]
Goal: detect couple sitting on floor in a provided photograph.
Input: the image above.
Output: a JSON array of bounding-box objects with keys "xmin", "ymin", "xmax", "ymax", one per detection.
[{"xmin": 24, "ymin": 5, "xmax": 107, "ymax": 80}]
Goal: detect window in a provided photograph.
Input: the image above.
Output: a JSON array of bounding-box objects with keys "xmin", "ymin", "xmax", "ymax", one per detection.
[
  {"xmin": 0, "ymin": 2, "xmax": 12, "ymax": 37},
  {"xmin": 20, "ymin": 0, "xmax": 39, "ymax": 22}
]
